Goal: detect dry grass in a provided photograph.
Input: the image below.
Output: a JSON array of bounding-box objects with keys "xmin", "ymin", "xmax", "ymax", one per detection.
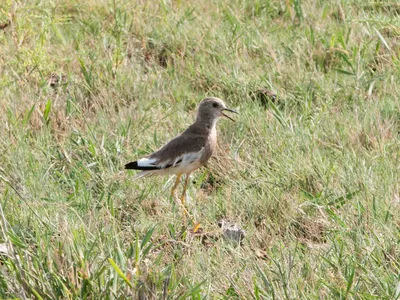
[{"xmin": 0, "ymin": 0, "xmax": 399, "ymax": 298}]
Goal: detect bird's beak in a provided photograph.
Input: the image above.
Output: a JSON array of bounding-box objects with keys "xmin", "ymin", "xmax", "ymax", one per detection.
[{"xmin": 221, "ymin": 108, "xmax": 238, "ymax": 122}]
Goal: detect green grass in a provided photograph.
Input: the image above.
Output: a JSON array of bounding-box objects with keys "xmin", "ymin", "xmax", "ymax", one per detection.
[{"xmin": 0, "ymin": 0, "xmax": 399, "ymax": 298}]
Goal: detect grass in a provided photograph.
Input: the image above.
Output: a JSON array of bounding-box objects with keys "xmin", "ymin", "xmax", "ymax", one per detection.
[{"xmin": 0, "ymin": 0, "xmax": 399, "ymax": 298}]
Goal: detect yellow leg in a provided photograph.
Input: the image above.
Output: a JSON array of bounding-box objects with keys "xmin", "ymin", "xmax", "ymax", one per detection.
[
  {"xmin": 170, "ymin": 174, "xmax": 200, "ymax": 232},
  {"xmin": 170, "ymin": 174, "xmax": 181, "ymax": 199},
  {"xmin": 179, "ymin": 174, "xmax": 201, "ymax": 233},
  {"xmin": 179, "ymin": 174, "xmax": 190, "ymax": 205},
  {"xmin": 170, "ymin": 173, "xmax": 190, "ymax": 218},
  {"xmin": 179, "ymin": 174, "xmax": 191, "ymax": 218}
]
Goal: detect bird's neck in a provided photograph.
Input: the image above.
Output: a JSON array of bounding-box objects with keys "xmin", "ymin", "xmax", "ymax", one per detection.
[{"xmin": 194, "ymin": 115, "xmax": 218, "ymax": 134}]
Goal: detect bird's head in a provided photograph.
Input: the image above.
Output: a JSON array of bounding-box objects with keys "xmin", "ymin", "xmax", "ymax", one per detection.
[{"xmin": 197, "ymin": 97, "xmax": 238, "ymax": 122}]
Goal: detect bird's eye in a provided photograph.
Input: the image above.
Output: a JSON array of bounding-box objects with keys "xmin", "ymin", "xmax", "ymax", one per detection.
[{"xmin": 212, "ymin": 103, "xmax": 219, "ymax": 108}]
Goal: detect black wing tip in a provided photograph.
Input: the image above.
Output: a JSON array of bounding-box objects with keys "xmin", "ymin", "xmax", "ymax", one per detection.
[
  {"xmin": 125, "ymin": 161, "xmax": 138, "ymax": 169},
  {"xmin": 125, "ymin": 161, "xmax": 159, "ymax": 170}
]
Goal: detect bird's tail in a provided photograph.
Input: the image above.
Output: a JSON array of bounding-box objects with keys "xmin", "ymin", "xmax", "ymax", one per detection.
[
  {"xmin": 133, "ymin": 170, "xmax": 155, "ymax": 180},
  {"xmin": 125, "ymin": 158, "xmax": 159, "ymax": 170},
  {"xmin": 125, "ymin": 159, "xmax": 158, "ymax": 180}
]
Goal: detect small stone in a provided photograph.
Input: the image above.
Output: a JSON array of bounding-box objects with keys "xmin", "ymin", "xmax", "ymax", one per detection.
[
  {"xmin": 218, "ymin": 219, "xmax": 246, "ymax": 243},
  {"xmin": 0, "ymin": 243, "xmax": 9, "ymax": 255},
  {"xmin": 48, "ymin": 73, "xmax": 67, "ymax": 88}
]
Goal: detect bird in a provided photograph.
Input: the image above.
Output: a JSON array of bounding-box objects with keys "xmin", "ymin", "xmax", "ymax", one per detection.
[{"xmin": 125, "ymin": 97, "xmax": 237, "ymax": 224}]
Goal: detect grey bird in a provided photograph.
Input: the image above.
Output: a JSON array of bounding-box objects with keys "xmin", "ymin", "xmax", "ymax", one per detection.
[{"xmin": 125, "ymin": 97, "xmax": 237, "ymax": 213}]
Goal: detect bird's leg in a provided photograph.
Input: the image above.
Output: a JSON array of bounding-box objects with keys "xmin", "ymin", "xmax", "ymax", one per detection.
[
  {"xmin": 170, "ymin": 174, "xmax": 181, "ymax": 199},
  {"xmin": 178, "ymin": 174, "xmax": 191, "ymax": 218},
  {"xmin": 170, "ymin": 174, "xmax": 191, "ymax": 220},
  {"xmin": 179, "ymin": 174, "xmax": 201, "ymax": 233},
  {"xmin": 179, "ymin": 174, "xmax": 190, "ymax": 205}
]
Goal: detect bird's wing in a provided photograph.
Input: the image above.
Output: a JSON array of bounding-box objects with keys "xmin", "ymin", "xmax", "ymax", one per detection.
[{"xmin": 146, "ymin": 133, "xmax": 207, "ymax": 170}]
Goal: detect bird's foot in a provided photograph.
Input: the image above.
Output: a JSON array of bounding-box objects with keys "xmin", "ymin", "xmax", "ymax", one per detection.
[
  {"xmin": 174, "ymin": 198, "xmax": 199, "ymax": 231},
  {"xmin": 192, "ymin": 222, "xmax": 201, "ymax": 233}
]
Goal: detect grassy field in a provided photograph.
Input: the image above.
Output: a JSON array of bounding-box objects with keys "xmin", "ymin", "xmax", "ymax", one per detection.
[{"xmin": 0, "ymin": 0, "xmax": 399, "ymax": 298}]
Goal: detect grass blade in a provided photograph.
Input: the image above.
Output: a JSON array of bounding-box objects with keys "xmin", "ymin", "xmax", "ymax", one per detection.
[{"xmin": 108, "ymin": 258, "xmax": 133, "ymax": 288}]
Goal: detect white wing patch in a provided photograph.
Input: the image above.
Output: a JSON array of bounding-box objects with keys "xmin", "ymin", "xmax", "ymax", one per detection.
[{"xmin": 136, "ymin": 157, "xmax": 157, "ymax": 168}]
